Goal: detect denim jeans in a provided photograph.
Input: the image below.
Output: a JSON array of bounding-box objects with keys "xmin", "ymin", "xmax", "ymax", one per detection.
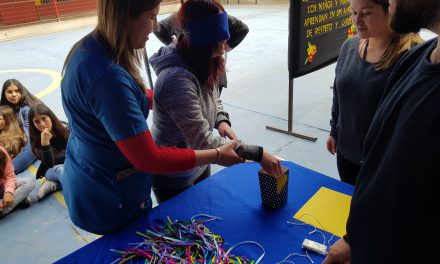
[
  {"xmin": 45, "ymin": 164, "xmax": 64, "ymax": 189},
  {"xmin": 13, "ymin": 140, "xmax": 37, "ymax": 174},
  {"xmin": 0, "ymin": 177, "xmax": 35, "ymax": 216}
]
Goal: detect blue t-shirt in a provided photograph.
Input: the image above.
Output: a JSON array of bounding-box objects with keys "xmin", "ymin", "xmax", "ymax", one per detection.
[{"xmin": 61, "ymin": 33, "xmax": 151, "ymax": 234}]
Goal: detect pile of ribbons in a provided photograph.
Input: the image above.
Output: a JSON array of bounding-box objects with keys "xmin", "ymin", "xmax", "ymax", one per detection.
[{"xmin": 111, "ymin": 214, "xmax": 259, "ymax": 264}]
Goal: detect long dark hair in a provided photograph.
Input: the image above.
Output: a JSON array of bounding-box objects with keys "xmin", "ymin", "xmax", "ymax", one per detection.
[
  {"xmin": 28, "ymin": 103, "xmax": 69, "ymax": 160},
  {"xmin": 62, "ymin": 0, "xmax": 162, "ymax": 88},
  {"xmin": 1, "ymin": 79, "xmax": 40, "ymax": 111},
  {"xmin": 0, "ymin": 105, "xmax": 26, "ymax": 158},
  {"xmin": 176, "ymin": 0, "xmax": 226, "ymax": 88}
]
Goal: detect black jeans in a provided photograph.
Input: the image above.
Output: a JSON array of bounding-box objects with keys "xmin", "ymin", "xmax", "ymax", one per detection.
[
  {"xmin": 152, "ymin": 166, "xmax": 211, "ymax": 204},
  {"xmin": 336, "ymin": 152, "xmax": 361, "ymax": 185}
]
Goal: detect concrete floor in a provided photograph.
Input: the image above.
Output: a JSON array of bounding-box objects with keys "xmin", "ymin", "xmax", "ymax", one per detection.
[{"xmin": 0, "ymin": 1, "xmax": 437, "ymax": 263}]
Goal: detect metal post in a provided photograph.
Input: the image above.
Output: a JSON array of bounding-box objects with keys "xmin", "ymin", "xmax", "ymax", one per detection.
[
  {"xmin": 266, "ymin": 78, "xmax": 317, "ymax": 141},
  {"xmin": 288, "ymin": 77, "xmax": 293, "ymax": 132},
  {"xmin": 52, "ymin": 0, "xmax": 60, "ymax": 21},
  {"xmin": 143, "ymin": 48, "xmax": 154, "ymax": 89}
]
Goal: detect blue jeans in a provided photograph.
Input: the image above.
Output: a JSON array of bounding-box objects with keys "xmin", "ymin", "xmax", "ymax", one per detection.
[
  {"xmin": 45, "ymin": 164, "xmax": 64, "ymax": 189},
  {"xmin": 13, "ymin": 140, "xmax": 37, "ymax": 174},
  {"xmin": 0, "ymin": 177, "xmax": 35, "ymax": 216}
]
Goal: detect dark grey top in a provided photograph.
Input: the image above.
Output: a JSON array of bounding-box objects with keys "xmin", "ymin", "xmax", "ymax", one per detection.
[{"xmin": 330, "ymin": 35, "xmax": 393, "ymax": 164}]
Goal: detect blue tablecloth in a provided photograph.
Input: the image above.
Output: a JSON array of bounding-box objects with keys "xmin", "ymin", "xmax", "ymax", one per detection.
[{"xmin": 56, "ymin": 161, "xmax": 353, "ymax": 264}]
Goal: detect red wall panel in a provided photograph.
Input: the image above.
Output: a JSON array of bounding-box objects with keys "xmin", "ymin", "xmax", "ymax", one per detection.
[
  {"xmin": 0, "ymin": 1, "xmax": 39, "ymax": 25},
  {"xmin": 0, "ymin": 0, "xmax": 179, "ymax": 26}
]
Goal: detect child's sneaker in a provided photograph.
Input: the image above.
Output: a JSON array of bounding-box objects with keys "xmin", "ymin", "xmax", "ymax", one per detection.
[
  {"xmin": 37, "ymin": 181, "xmax": 59, "ymax": 200},
  {"xmin": 25, "ymin": 196, "xmax": 33, "ymax": 205}
]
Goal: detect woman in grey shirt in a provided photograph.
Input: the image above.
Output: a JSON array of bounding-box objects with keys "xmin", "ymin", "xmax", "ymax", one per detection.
[
  {"xmin": 327, "ymin": 0, "xmax": 422, "ymax": 185},
  {"xmin": 150, "ymin": 0, "xmax": 281, "ymax": 203}
]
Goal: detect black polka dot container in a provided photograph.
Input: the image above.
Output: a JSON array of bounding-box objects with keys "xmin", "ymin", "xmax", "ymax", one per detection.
[{"xmin": 258, "ymin": 166, "xmax": 289, "ymax": 209}]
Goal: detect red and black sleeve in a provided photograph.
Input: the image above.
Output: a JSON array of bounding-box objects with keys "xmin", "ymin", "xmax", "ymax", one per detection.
[
  {"xmin": 145, "ymin": 89, "xmax": 153, "ymax": 110},
  {"xmin": 115, "ymin": 130, "xmax": 196, "ymax": 174}
]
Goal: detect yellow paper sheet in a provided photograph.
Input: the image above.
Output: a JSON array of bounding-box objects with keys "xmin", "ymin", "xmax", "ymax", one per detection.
[{"xmin": 293, "ymin": 187, "xmax": 351, "ymax": 237}]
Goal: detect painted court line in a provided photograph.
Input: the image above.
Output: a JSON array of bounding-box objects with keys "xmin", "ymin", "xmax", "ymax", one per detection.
[
  {"xmin": 0, "ymin": 68, "xmax": 62, "ymax": 98},
  {"xmin": 27, "ymin": 165, "xmax": 101, "ymax": 240}
]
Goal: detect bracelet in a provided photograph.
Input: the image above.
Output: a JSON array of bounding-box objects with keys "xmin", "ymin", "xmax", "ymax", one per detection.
[
  {"xmin": 214, "ymin": 147, "xmax": 221, "ymax": 164},
  {"xmin": 257, "ymin": 146, "xmax": 264, "ymax": 162}
]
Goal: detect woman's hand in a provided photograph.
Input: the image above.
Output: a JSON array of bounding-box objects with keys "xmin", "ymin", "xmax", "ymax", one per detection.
[
  {"xmin": 217, "ymin": 122, "xmax": 237, "ymax": 140},
  {"xmin": 0, "ymin": 192, "xmax": 14, "ymax": 208},
  {"xmin": 259, "ymin": 150, "xmax": 282, "ymax": 177},
  {"xmin": 322, "ymin": 238, "xmax": 351, "ymax": 264},
  {"xmin": 41, "ymin": 129, "xmax": 52, "ymax": 146},
  {"xmin": 326, "ymin": 135, "xmax": 337, "ymax": 155},
  {"xmin": 217, "ymin": 140, "xmax": 243, "ymax": 166}
]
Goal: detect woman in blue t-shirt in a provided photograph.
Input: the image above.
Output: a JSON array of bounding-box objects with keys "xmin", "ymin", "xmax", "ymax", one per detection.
[{"xmin": 61, "ymin": 0, "xmax": 245, "ymax": 235}]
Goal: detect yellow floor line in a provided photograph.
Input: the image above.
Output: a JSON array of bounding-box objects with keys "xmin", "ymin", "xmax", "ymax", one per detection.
[
  {"xmin": 27, "ymin": 164, "xmax": 101, "ymax": 239},
  {"xmin": 28, "ymin": 164, "xmax": 37, "ymax": 175},
  {"xmin": 53, "ymin": 191, "xmax": 67, "ymax": 208}
]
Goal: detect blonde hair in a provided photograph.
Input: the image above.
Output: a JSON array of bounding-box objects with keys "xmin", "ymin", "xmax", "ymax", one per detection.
[
  {"xmin": 374, "ymin": 33, "xmax": 424, "ymax": 71},
  {"xmin": 0, "ymin": 105, "xmax": 26, "ymax": 158},
  {"xmin": 63, "ymin": 0, "xmax": 162, "ymax": 87}
]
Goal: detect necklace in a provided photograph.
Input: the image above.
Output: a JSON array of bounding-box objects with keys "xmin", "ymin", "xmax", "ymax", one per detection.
[
  {"xmin": 362, "ymin": 38, "xmax": 393, "ymax": 62},
  {"xmin": 362, "ymin": 39, "xmax": 369, "ymax": 60}
]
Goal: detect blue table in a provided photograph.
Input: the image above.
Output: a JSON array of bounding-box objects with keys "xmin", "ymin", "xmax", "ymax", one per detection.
[{"xmin": 56, "ymin": 161, "xmax": 353, "ymax": 263}]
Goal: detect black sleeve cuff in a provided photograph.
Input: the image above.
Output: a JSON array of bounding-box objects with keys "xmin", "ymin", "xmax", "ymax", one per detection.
[
  {"xmin": 42, "ymin": 145, "xmax": 52, "ymax": 151},
  {"xmin": 329, "ymin": 126, "xmax": 337, "ymax": 138},
  {"xmin": 257, "ymin": 146, "xmax": 264, "ymax": 162},
  {"xmin": 215, "ymin": 111, "xmax": 231, "ymax": 129},
  {"xmin": 234, "ymin": 144, "xmax": 263, "ymax": 162}
]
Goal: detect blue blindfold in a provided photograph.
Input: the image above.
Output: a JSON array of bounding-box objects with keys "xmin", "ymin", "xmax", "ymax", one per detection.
[{"xmin": 187, "ymin": 12, "xmax": 230, "ymax": 45}]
